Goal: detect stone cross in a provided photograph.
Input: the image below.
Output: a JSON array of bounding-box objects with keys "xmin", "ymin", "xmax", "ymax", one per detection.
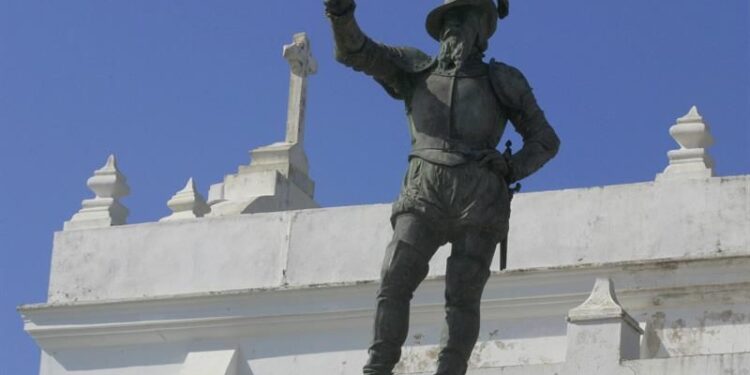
[{"xmin": 282, "ymin": 32, "xmax": 317, "ymax": 146}]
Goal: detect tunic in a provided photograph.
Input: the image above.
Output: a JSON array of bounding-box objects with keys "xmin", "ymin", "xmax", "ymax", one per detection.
[{"xmin": 329, "ymin": 11, "xmax": 560, "ymax": 236}]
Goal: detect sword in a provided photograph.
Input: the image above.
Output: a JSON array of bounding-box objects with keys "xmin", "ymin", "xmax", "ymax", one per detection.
[{"xmin": 500, "ymin": 141, "xmax": 521, "ymax": 271}]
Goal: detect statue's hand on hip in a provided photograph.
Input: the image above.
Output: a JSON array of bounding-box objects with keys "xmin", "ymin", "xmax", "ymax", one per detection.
[
  {"xmin": 479, "ymin": 152, "xmax": 511, "ymax": 182},
  {"xmin": 324, "ymin": 0, "xmax": 355, "ymax": 17}
]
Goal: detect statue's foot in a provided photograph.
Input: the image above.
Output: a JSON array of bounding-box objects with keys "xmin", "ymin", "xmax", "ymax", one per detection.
[{"xmin": 434, "ymin": 351, "xmax": 468, "ymax": 375}]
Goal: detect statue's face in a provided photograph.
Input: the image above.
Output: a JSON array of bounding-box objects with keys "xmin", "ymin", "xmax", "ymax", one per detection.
[
  {"xmin": 437, "ymin": 7, "xmax": 483, "ymax": 70},
  {"xmin": 440, "ymin": 7, "xmax": 482, "ymax": 45}
]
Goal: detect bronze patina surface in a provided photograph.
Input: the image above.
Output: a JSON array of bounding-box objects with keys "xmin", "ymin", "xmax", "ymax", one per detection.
[{"xmin": 324, "ymin": 1, "xmax": 560, "ymax": 374}]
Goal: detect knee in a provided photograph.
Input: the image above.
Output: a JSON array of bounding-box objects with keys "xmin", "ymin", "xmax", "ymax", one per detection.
[
  {"xmin": 379, "ymin": 240, "xmax": 429, "ymax": 300},
  {"xmin": 445, "ymin": 255, "xmax": 491, "ymax": 306}
]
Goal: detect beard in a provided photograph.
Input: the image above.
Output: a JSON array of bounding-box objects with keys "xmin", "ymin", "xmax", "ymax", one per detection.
[{"xmin": 436, "ymin": 27, "xmax": 476, "ymax": 72}]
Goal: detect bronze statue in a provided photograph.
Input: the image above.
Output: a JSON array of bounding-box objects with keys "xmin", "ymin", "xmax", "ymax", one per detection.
[{"xmin": 324, "ymin": 1, "xmax": 560, "ymax": 374}]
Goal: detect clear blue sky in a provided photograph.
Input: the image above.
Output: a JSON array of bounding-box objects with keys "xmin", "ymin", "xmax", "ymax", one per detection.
[{"xmin": 0, "ymin": 1, "xmax": 747, "ymax": 373}]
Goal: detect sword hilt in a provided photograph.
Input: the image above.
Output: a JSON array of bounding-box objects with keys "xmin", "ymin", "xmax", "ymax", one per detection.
[{"xmin": 504, "ymin": 141, "xmax": 521, "ymax": 198}]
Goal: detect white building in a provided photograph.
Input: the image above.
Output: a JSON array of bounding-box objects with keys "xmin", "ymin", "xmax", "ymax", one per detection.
[{"xmin": 19, "ymin": 34, "xmax": 750, "ymax": 375}]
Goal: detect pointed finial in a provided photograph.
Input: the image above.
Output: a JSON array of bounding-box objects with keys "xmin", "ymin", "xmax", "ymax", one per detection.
[
  {"xmin": 656, "ymin": 105, "xmax": 715, "ymax": 181},
  {"xmin": 102, "ymin": 154, "xmax": 117, "ymax": 171},
  {"xmin": 677, "ymin": 105, "xmax": 702, "ymax": 123},
  {"xmin": 88, "ymin": 154, "xmax": 130, "ymax": 199},
  {"xmin": 64, "ymin": 154, "xmax": 130, "ymax": 230},
  {"xmin": 183, "ymin": 178, "xmax": 195, "ymax": 191},
  {"xmin": 160, "ymin": 178, "xmax": 210, "ymax": 222},
  {"xmin": 564, "ymin": 278, "xmax": 643, "ymax": 371},
  {"xmin": 568, "ymin": 278, "xmax": 626, "ymax": 322},
  {"xmin": 671, "ymin": 106, "xmax": 713, "ymax": 149}
]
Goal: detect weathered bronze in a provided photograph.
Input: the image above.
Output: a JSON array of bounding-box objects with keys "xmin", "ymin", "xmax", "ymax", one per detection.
[{"xmin": 324, "ymin": 0, "xmax": 560, "ymax": 374}]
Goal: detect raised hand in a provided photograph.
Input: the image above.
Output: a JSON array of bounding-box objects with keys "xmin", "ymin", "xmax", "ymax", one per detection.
[{"xmin": 324, "ymin": 0, "xmax": 355, "ymax": 16}]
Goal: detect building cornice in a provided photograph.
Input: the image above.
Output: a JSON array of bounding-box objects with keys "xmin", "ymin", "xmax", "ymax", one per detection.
[{"xmin": 21, "ymin": 254, "xmax": 750, "ymax": 350}]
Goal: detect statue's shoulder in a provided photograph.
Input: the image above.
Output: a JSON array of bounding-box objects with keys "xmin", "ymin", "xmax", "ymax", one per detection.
[
  {"xmin": 488, "ymin": 59, "xmax": 532, "ymax": 91},
  {"xmin": 386, "ymin": 46, "xmax": 435, "ymax": 73},
  {"xmin": 373, "ymin": 46, "xmax": 434, "ymax": 100},
  {"xmin": 487, "ymin": 59, "xmax": 533, "ymax": 111}
]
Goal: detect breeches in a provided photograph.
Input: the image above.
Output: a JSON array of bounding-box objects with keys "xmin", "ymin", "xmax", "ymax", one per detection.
[
  {"xmin": 363, "ymin": 213, "xmax": 499, "ymax": 375},
  {"xmin": 391, "ymin": 157, "xmax": 510, "ymax": 239}
]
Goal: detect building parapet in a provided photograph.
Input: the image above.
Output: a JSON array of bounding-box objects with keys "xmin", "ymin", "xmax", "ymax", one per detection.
[{"xmin": 46, "ymin": 174, "xmax": 750, "ymax": 303}]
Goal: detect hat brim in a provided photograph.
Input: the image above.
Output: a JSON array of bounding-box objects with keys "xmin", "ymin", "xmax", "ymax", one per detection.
[{"xmin": 426, "ymin": 0, "xmax": 498, "ymax": 41}]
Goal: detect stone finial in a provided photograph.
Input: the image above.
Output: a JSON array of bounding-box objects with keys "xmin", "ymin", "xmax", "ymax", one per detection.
[
  {"xmin": 568, "ymin": 277, "xmax": 631, "ymax": 322},
  {"xmin": 160, "ymin": 178, "xmax": 210, "ymax": 222},
  {"xmin": 564, "ymin": 278, "xmax": 643, "ymax": 373},
  {"xmin": 656, "ymin": 106, "xmax": 715, "ymax": 181},
  {"xmin": 64, "ymin": 155, "xmax": 130, "ymax": 231}
]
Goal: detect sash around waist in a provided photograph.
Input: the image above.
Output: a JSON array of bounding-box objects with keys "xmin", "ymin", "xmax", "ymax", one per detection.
[{"xmin": 410, "ymin": 147, "xmax": 502, "ymax": 167}]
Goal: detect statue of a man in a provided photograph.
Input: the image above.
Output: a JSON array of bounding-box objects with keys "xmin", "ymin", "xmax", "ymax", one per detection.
[{"xmin": 324, "ymin": 0, "xmax": 560, "ymax": 374}]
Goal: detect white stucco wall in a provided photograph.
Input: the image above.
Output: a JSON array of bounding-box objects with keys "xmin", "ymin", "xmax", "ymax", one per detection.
[
  {"xmin": 47, "ymin": 175, "xmax": 749, "ymax": 303},
  {"xmin": 21, "ymin": 175, "xmax": 750, "ymax": 375}
]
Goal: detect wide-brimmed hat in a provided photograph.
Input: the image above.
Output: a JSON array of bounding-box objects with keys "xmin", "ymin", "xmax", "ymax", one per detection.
[{"xmin": 426, "ymin": 0, "xmax": 509, "ymax": 41}]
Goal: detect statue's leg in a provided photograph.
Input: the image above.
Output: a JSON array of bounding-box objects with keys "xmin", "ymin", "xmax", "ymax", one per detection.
[
  {"xmin": 436, "ymin": 229, "xmax": 498, "ymax": 375},
  {"xmin": 364, "ymin": 213, "xmax": 444, "ymax": 375}
]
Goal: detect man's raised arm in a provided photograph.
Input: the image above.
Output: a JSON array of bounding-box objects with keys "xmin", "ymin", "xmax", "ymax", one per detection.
[{"xmin": 325, "ymin": 0, "xmax": 426, "ymax": 99}]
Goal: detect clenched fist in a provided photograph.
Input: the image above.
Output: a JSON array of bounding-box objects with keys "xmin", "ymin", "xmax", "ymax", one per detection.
[{"xmin": 324, "ymin": 0, "xmax": 355, "ymax": 17}]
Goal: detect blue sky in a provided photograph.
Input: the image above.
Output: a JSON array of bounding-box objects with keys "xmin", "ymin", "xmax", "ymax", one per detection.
[{"xmin": 0, "ymin": 1, "xmax": 747, "ymax": 373}]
